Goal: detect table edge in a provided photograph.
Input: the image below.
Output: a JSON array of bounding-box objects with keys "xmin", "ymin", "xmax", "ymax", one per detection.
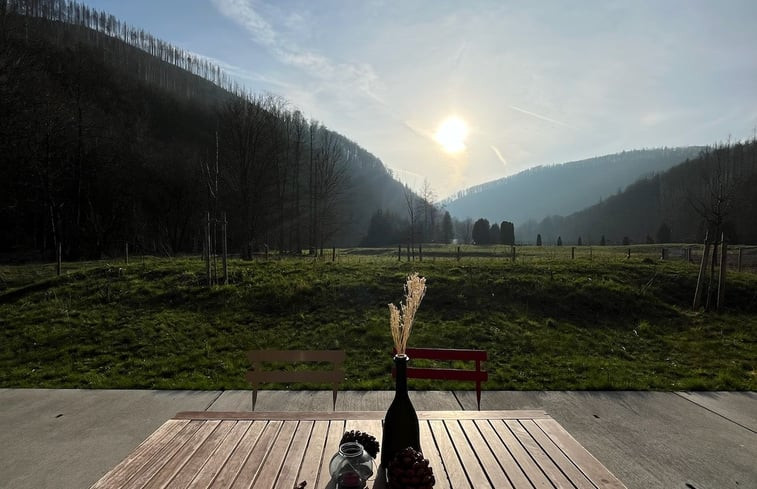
[{"xmin": 173, "ymin": 410, "xmax": 550, "ymax": 421}]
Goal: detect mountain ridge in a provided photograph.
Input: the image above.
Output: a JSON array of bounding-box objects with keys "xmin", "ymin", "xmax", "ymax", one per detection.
[{"xmin": 444, "ymin": 147, "xmax": 703, "ymax": 226}]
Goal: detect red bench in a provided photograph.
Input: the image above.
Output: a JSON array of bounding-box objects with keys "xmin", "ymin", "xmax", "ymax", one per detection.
[{"xmin": 393, "ymin": 347, "xmax": 488, "ymax": 410}]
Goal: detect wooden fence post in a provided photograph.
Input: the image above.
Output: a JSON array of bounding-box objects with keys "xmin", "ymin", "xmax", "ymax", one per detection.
[
  {"xmin": 419, "ymin": 243, "xmax": 422, "ymax": 262},
  {"xmin": 571, "ymin": 247, "xmax": 575, "ymax": 260},
  {"xmin": 693, "ymin": 232, "xmax": 710, "ymax": 310},
  {"xmin": 511, "ymin": 245, "xmax": 515, "ymax": 262},
  {"xmin": 457, "ymin": 246, "xmax": 461, "ymax": 261},
  {"xmin": 125, "ymin": 242, "xmax": 129, "ymax": 265},
  {"xmin": 717, "ymin": 235, "xmax": 727, "ymax": 310},
  {"xmin": 660, "ymin": 247, "xmax": 666, "ymax": 260},
  {"xmin": 205, "ymin": 212, "xmax": 212, "ymax": 286},
  {"xmin": 222, "ymin": 213, "xmax": 228, "ymax": 285},
  {"xmin": 406, "ymin": 243, "xmax": 410, "ymax": 262},
  {"xmin": 332, "ymin": 247, "xmax": 336, "ymax": 262},
  {"xmin": 57, "ymin": 242, "xmax": 62, "ymax": 276},
  {"xmin": 627, "ymin": 248, "xmax": 631, "ymax": 259},
  {"xmin": 398, "ymin": 244, "xmax": 401, "ymax": 262},
  {"xmin": 737, "ymin": 247, "xmax": 743, "ymax": 272}
]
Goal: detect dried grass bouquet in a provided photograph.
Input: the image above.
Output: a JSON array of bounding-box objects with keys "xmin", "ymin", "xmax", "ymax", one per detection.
[{"xmin": 389, "ymin": 273, "xmax": 427, "ymax": 355}]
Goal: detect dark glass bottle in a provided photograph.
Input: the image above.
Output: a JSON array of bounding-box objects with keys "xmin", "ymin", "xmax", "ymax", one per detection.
[{"xmin": 381, "ymin": 354, "xmax": 420, "ymax": 468}]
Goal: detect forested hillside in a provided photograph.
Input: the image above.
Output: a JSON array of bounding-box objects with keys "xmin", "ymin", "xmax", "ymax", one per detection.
[
  {"xmin": 444, "ymin": 147, "xmax": 701, "ymax": 226},
  {"xmin": 519, "ymin": 140, "xmax": 757, "ymax": 245},
  {"xmin": 0, "ymin": 0, "xmax": 411, "ymax": 260}
]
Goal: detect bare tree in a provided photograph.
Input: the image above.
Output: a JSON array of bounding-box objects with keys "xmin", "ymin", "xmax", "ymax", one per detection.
[{"xmin": 402, "ymin": 183, "xmax": 417, "ymax": 259}]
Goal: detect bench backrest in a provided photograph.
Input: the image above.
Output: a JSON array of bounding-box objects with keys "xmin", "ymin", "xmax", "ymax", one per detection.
[
  {"xmin": 393, "ymin": 347, "xmax": 488, "ymax": 410},
  {"xmin": 246, "ymin": 350, "xmax": 345, "ymax": 410}
]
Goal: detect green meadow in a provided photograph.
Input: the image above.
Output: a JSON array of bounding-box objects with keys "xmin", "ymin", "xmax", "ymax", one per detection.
[{"xmin": 1, "ymin": 245, "xmax": 755, "ymax": 391}]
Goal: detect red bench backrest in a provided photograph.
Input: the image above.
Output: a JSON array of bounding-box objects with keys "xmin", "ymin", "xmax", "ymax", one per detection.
[{"xmin": 392, "ymin": 347, "xmax": 488, "ymax": 410}]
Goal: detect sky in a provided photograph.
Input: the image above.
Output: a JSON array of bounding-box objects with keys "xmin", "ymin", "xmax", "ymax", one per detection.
[{"xmin": 86, "ymin": 0, "xmax": 757, "ymax": 199}]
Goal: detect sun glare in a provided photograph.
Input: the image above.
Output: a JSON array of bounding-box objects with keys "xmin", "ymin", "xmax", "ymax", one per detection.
[{"xmin": 434, "ymin": 116, "xmax": 468, "ymax": 153}]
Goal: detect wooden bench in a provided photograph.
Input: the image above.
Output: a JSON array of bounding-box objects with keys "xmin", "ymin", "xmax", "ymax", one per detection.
[
  {"xmin": 394, "ymin": 347, "xmax": 488, "ymax": 410},
  {"xmin": 246, "ymin": 350, "xmax": 345, "ymax": 410}
]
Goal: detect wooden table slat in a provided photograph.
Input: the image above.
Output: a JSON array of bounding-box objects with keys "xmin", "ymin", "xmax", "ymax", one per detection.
[
  {"xmin": 91, "ymin": 420, "xmax": 190, "ymax": 489},
  {"xmin": 460, "ymin": 420, "xmax": 514, "ymax": 489},
  {"xmin": 490, "ymin": 419, "xmax": 554, "ymax": 489},
  {"xmin": 229, "ymin": 421, "xmax": 283, "ymax": 489},
  {"xmin": 173, "ymin": 410, "xmax": 549, "ymax": 421},
  {"xmin": 419, "ymin": 420, "xmax": 451, "ymax": 489},
  {"xmin": 143, "ymin": 420, "xmax": 221, "ymax": 489},
  {"xmin": 445, "ymin": 420, "xmax": 492, "ymax": 487},
  {"xmin": 535, "ymin": 419, "xmax": 627, "ymax": 489},
  {"xmin": 429, "ymin": 419, "xmax": 472, "ymax": 489},
  {"xmin": 474, "ymin": 419, "xmax": 532, "ymax": 489},
  {"xmin": 167, "ymin": 421, "xmax": 235, "ymax": 488},
  {"xmin": 315, "ymin": 420, "xmax": 346, "ymax": 488},
  {"xmin": 209, "ymin": 420, "xmax": 267, "ymax": 487},
  {"xmin": 521, "ymin": 420, "xmax": 597, "ymax": 489},
  {"xmin": 293, "ymin": 420, "xmax": 329, "ymax": 485},
  {"xmin": 90, "ymin": 411, "xmax": 626, "ymax": 489},
  {"xmin": 507, "ymin": 419, "xmax": 576, "ymax": 489},
  {"xmin": 275, "ymin": 421, "xmax": 314, "ymax": 489},
  {"xmin": 186, "ymin": 421, "xmax": 252, "ymax": 489},
  {"xmin": 246, "ymin": 421, "xmax": 299, "ymax": 489},
  {"xmin": 122, "ymin": 421, "xmax": 205, "ymax": 489}
]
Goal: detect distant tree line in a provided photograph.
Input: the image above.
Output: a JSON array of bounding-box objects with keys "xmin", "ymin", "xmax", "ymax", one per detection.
[{"xmin": 0, "ymin": 3, "xmax": 410, "ymax": 259}]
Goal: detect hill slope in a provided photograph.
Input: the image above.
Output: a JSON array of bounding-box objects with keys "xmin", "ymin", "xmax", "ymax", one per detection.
[
  {"xmin": 0, "ymin": 4, "xmax": 409, "ymax": 259},
  {"xmin": 519, "ymin": 140, "xmax": 757, "ymax": 245},
  {"xmin": 444, "ymin": 148, "xmax": 702, "ymax": 225}
]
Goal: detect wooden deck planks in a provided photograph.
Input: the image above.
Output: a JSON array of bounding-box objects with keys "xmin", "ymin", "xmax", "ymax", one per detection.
[{"xmin": 91, "ymin": 411, "xmax": 626, "ymax": 489}]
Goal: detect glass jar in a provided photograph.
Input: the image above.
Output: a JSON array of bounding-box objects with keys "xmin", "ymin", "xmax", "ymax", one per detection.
[{"xmin": 329, "ymin": 442, "xmax": 375, "ymax": 488}]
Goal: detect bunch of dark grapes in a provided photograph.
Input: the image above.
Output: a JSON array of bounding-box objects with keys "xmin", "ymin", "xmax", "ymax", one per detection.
[
  {"xmin": 387, "ymin": 447, "xmax": 435, "ymax": 489},
  {"xmin": 339, "ymin": 430, "xmax": 380, "ymax": 459}
]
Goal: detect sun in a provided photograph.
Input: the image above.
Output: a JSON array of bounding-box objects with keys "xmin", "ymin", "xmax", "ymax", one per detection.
[{"xmin": 434, "ymin": 116, "xmax": 468, "ymax": 153}]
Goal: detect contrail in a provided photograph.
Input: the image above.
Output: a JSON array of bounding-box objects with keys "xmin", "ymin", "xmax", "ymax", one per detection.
[
  {"xmin": 490, "ymin": 145, "xmax": 507, "ymax": 166},
  {"xmin": 509, "ymin": 105, "xmax": 573, "ymax": 129}
]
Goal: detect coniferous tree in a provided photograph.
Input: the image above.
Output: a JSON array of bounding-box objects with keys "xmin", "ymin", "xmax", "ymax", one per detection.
[
  {"xmin": 441, "ymin": 211, "xmax": 453, "ymax": 244},
  {"xmin": 472, "ymin": 218, "xmax": 490, "ymax": 245}
]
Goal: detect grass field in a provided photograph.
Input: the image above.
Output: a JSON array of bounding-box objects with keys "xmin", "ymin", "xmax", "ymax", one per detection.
[{"xmin": 1, "ymin": 245, "xmax": 755, "ymax": 391}]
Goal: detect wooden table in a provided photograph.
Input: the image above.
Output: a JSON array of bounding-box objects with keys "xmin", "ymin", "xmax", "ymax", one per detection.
[{"xmin": 90, "ymin": 411, "xmax": 627, "ymax": 489}]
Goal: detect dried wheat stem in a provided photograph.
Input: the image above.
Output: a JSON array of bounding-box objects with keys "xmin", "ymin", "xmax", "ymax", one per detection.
[{"xmin": 389, "ymin": 273, "xmax": 426, "ymax": 355}]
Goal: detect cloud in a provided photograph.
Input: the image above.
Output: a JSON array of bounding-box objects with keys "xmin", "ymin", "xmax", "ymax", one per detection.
[
  {"xmin": 211, "ymin": 0, "xmax": 383, "ymax": 107},
  {"xmin": 490, "ymin": 145, "xmax": 507, "ymax": 166},
  {"xmin": 508, "ymin": 105, "xmax": 574, "ymax": 129}
]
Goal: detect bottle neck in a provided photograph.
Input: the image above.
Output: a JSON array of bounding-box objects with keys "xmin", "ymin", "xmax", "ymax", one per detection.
[{"xmin": 394, "ymin": 354, "xmax": 409, "ymax": 396}]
